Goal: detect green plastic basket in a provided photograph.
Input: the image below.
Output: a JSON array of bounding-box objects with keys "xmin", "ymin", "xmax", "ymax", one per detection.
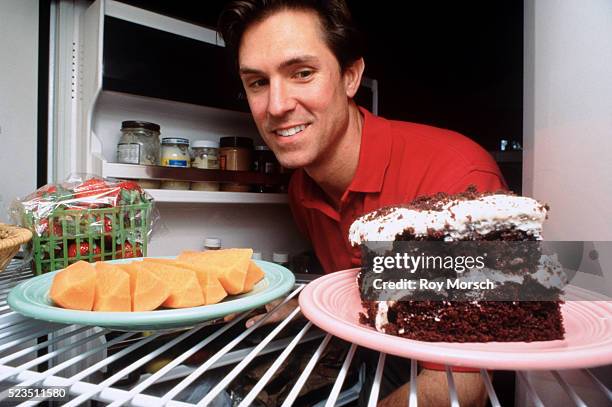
[{"xmin": 25, "ymin": 202, "xmax": 152, "ymax": 275}]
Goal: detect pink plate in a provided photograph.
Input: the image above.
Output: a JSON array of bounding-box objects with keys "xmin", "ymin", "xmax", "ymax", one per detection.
[{"xmin": 299, "ymin": 269, "xmax": 612, "ymax": 370}]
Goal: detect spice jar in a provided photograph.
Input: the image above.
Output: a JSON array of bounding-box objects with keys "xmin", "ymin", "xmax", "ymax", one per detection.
[
  {"xmin": 116, "ymin": 121, "xmax": 161, "ymax": 165},
  {"xmin": 161, "ymin": 137, "xmax": 190, "ymax": 190},
  {"xmin": 253, "ymin": 145, "xmax": 279, "ymax": 193},
  {"xmin": 219, "ymin": 136, "xmax": 253, "ymax": 192},
  {"xmin": 191, "ymin": 140, "xmax": 220, "ymax": 191}
]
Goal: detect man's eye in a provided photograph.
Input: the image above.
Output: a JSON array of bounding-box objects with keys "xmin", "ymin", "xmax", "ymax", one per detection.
[
  {"xmin": 294, "ymin": 70, "xmax": 313, "ymax": 79},
  {"xmin": 249, "ymin": 79, "xmax": 267, "ymax": 89}
]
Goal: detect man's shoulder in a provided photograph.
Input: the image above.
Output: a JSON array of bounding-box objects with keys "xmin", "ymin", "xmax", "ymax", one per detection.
[{"xmin": 386, "ymin": 117, "xmax": 495, "ymax": 167}]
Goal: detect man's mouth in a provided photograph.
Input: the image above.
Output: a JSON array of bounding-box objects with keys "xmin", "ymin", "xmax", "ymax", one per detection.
[{"xmin": 275, "ymin": 124, "xmax": 308, "ymax": 137}]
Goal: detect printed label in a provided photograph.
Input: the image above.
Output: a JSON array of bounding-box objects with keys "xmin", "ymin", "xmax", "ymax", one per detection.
[
  {"xmin": 162, "ymin": 158, "xmax": 188, "ymax": 167},
  {"xmin": 117, "ymin": 143, "xmax": 140, "ymax": 164}
]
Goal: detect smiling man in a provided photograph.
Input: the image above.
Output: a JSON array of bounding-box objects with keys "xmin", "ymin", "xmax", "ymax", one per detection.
[{"xmin": 218, "ymin": 1, "xmax": 504, "ymax": 406}]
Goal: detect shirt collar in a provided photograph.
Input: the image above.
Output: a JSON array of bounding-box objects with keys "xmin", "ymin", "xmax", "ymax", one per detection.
[
  {"xmin": 346, "ymin": 106, "xmax": 392, "ymax": 193},
  {"xmin": 297, "ymin": 106, "xmax": 392, "ymax": 212}
]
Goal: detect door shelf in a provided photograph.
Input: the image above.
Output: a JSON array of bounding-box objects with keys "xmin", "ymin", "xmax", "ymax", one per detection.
[
  {"xmin": 143, "ymin": 189, "xmax": 288, "ymax": 204},
  {"xmin": 103, "ymin": 161, "xmax": 289, "ymax": 204}
]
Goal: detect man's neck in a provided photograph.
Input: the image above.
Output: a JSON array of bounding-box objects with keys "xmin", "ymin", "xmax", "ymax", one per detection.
[{"xmin": 305, "ymin": 103, "xmax": 363, "ymax": 208}]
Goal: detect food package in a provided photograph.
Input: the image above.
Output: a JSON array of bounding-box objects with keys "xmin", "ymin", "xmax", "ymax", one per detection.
[{"xmin": 10, "ymin": 175, "xmax": 158, "ymax": 274}]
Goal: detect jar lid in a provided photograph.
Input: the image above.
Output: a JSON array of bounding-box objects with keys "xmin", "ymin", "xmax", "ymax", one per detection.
[
  {"xmin": 255, "ymin": 145, "xmax": 271, "ymax": 151},
  {"xmin": 162, "ymin": 137, "xmax": 190, "ymax": 146},
  {"xmin": 272, "ymin": 252, "xmax": 289, "ymax": 263},
  {"xmin": 251, "ymin": 251, "xmax": 263, "ymax": 260},
  {"xmin": 220, "ymin": 136, "xmax": 254, "ymax": 149},
  {"xmin": 204, "ymin": 237, "xmax": 222, "ymax": 248},
  {"xmin": 192, "ymin": 140, "xmax": 220, "ymax": 149},
  {"xmin": 121, "ymin": 121, "xmax": 160, "ymax": 132}
]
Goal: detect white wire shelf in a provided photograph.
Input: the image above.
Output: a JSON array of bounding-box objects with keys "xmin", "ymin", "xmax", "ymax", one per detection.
[{"xmin": 0, "ymin": 260, "xmax": 610, "ymax": 406}]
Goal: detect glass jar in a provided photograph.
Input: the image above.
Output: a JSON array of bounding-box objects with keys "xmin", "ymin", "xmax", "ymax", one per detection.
[
  {"xmin": 219, "ymin": 136, "xmax": 253, "ymax": 192},
  {"xmin": 161, "ymin": 138, "xmax": 190, "ymax": 168},
  {"xmin": 253, "ymin": 145, "xmax": 279, "ymax": 193},
  {"xmin": 161, "ymin": 137, "xmax": 190, "ymax": 190},
  {"xmin": 272, "ymin": 252, "xmax": 290, "ymax": 268},
  {"xmin": 191, "ymin": 140, "xmax": 220, "ymax": 191},
  {"xmin": 160, "ymin": 180, "xmax": 190, "ymax": 190},
  {"xmin": 116, "ymin": 121, "xmax": 161, "ymax": 165},
  {"xmin": 134, "ymin": 179, "xmax": 161, "ymax": 189}
]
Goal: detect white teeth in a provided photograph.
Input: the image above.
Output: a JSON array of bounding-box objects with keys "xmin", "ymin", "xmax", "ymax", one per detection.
[{"xmin": 276, "ymin": 124, "xmax": 306, "ymax": 137}]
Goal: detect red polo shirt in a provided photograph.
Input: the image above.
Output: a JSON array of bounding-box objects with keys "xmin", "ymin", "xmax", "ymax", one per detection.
[{"xmin": 288, "ymin": 107, "xmax": 506, "ymax": 274}]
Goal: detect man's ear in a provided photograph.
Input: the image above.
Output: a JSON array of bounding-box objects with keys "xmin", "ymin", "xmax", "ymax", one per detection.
[{"xmin": 343, "ymin": 57, "xmax": 365, "ymax": 98}]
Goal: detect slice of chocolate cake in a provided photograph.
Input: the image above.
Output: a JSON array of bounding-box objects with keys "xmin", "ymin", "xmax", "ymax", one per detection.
[{"xmin": 349, "ymin": 187, "xmax": 566, "ymax": 342}]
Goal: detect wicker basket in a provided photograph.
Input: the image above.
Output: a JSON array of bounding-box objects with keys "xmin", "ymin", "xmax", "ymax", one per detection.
[{"xmin": 0, "ymin": 223, "xmax": 33, "ymax": 272}]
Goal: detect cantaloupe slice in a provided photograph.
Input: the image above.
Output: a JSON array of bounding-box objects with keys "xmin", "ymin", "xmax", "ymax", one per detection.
[
  {"xmin": 143, "ymin": 258, "xmax": 228, "ymax": 304},
  {"xmin": 138, "ymin": 262, "xmax": 204, "ymax": 308},
  {"xmin": 118, "ymin": 262, "xmax": 170, "ymax": 311},
  {"xmin": 178, "ymin": 249, "xmax": 252, "ymax": 295},
  {"xmin": 93, "ymin": 262, "xmax": 131, "ymax": 312},
  {"xmin": 243, "ymin": 261, "xmax": 265, "ymax": 292},
  {"xmin": 49, "ymin": 261, "xmax": 96, "ymax": 311}
]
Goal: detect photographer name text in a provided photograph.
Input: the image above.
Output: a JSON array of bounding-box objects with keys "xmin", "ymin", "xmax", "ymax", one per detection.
[{"xmin": 373, "ymin": 278, "xmax": 495, "ymax": 291}]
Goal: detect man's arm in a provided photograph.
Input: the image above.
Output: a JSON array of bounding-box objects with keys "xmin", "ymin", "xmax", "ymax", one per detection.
[{"xmin": 379, "ymin": 369, "xmax": 488, "ymax": 407}]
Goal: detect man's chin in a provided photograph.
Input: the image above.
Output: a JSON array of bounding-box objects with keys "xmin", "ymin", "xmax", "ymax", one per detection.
[{"xmin": 276, "ymin": 157, "xmax": 309, "ymax": 170}]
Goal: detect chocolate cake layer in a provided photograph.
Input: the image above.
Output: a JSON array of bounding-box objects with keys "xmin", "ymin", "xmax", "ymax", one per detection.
[{"xmin": 360, "ymin": 300, "xmax": 565, "ymax": 342}]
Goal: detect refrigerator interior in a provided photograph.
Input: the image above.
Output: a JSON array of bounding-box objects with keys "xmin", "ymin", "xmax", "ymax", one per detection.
[{"xmin": 1, "ymin": 0, "xmax": 611, "ymax": 405}]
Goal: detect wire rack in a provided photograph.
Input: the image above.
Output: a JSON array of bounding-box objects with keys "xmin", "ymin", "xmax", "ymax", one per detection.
[{"xmin": 0, "ymin": 259, "xmax": 610, "ymax": 406}]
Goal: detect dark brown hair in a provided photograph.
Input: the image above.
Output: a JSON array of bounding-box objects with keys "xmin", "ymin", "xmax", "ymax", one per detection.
[{"xmin": 218, "ymin": 0, "xmax": 364, "ymax": 72}]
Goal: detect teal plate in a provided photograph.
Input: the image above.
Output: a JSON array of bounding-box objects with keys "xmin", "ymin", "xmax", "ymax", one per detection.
[{"xmin": 7, "ymin": 258, "xmax": 295, "ymax": 331}]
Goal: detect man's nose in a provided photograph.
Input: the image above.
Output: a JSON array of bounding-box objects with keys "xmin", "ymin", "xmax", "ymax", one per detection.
[{"xmin": 267, "ymin": 79, "xmax": 295, "ymax": 117}]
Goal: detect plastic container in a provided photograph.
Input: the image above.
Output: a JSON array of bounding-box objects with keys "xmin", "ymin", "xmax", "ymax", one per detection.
[
  {"xmin": 191, "ymin": 140, "xmax": 220, "ymax": 191},
  {"xmin": 117, "ymin": 121, "xmax": 161, "ymax": 165},
  {"xmin": 219, "ymin": 136, "xmax": 253, "ymax": 192},
  {"xmin": 204, "ymin": 237, "xmax": 222, "ymax": 250}
]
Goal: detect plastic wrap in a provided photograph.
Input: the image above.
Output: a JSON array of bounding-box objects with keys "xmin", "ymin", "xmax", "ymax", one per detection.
[{"xmin": 10, "ymin": 175, "xmax": 158, "ymax": 274}]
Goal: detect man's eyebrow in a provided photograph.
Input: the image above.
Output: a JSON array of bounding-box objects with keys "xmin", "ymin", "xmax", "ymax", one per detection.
[{"xmin": 239, "ymin": 55, "xmax": 319, "ymax": 75}]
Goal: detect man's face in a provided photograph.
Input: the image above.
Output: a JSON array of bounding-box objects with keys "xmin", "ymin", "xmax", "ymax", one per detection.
[{"xmin": 238, "ymin": 10, "xmax": 354, "ymax": 170}]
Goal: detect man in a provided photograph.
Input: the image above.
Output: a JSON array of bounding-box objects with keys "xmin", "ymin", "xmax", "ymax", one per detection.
[{"xmin": 218, "ymin": 1, "xmax": 504, "ymax": 405}]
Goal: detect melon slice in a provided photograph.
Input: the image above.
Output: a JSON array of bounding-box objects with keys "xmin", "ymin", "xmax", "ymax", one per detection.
[
  {"xmin": 118, "ymin": 262, "xmax": 170, "ymax": 311},
  {"xmin": 143, "ymin": 258, "xmax": 228, "ymax": 304},
  {"xmin": 178, "ymin": 249, "xmax": 252, "ymax": 295},
  {"xmin": 49, "ymin": 261, "xmax": 96, "ymax": 311},
  {"xmin": 138, "ymin": 262, "xmax": 205, "ymax": 308},
  {"xmin": 93, "ymin": 262, "xmax": 131, "ymax": 312},
  {"xmin": 243, "ymin": 261, "xmax": 265, "ymax": 292}
]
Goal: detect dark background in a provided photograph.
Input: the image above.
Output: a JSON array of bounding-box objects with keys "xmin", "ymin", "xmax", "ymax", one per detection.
[
  {"xmin": 107, "ymin": 0, "xmax": 523, "ymax": 190},
  {"xmin": 113, "ymin": 0, "xmax": 523, "ymax": 151}
]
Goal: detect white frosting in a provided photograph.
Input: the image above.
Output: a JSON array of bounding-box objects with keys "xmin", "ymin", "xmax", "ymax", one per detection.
[
  {"xmin": 374, "ymin": 300, "xmax": 395, "ymax": 331},
  {"xmin": 374, "ymin": 301, "xmax": 387, "ymax": 331},
  {"xmin": 349, "ymin": 195, "xmax": 547, "ymax": 245}
]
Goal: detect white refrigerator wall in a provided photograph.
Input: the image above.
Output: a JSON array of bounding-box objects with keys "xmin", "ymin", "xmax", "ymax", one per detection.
[
  {"xmin": 0, "ymin": 0, "xmax": 38, "ymax": 221},
  {"xmin": 523, "ymin": 0, "xmax": 612, "ymax": 240},
  {"xmin": 522, "ymin": 1, "xmax": 612, "ymax": 406}
]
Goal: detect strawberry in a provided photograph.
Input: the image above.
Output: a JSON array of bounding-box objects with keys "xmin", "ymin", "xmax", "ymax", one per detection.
[
  {"xmin": 115, "ymin": 241, "xmax": 142, "ymax": 259},
  {"xmin": 39, "ymin": 218, "xmax": 63, "ymax": 237},
  {"xmin": 67, "ymin": 241, "xmax": 101, "ymax": 261}
]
